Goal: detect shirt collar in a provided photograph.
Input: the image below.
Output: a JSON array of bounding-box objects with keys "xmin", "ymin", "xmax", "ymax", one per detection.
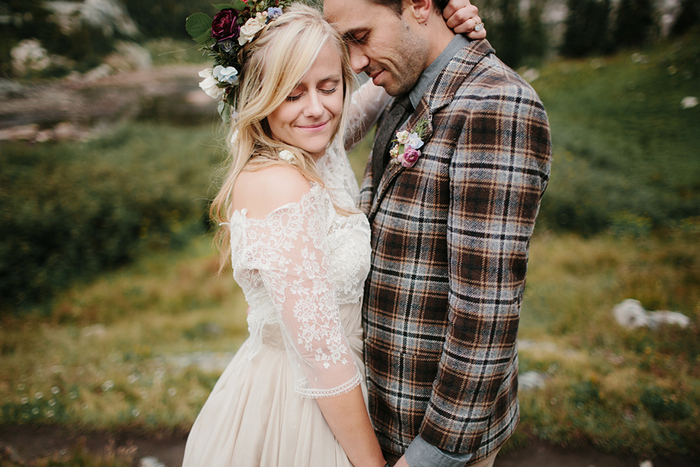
[{"xmin": 408, "ymin": 34, "xmax": 470, "ymax": 110}]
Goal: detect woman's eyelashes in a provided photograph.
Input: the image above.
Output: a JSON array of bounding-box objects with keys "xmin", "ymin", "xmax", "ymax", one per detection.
[{"xmin": 285, "ymin": 85, "xmax": 338, "ymax": 101}]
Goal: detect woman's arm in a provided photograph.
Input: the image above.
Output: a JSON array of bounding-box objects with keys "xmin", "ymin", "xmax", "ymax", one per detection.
[{"xmin": 317, "ymin": 388, "xmax": 386, "ymax": 466}]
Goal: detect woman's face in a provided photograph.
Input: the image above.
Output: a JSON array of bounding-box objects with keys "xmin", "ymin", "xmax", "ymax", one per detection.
[{"xmin": 266, "ymin": 42, "xmax": 344, "ymax": 160}]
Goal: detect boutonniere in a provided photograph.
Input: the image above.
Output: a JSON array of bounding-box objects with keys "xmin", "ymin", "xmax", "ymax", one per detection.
[{"xmin": 389, "ymin": 118, "xmax": 429, "ymax": 168}]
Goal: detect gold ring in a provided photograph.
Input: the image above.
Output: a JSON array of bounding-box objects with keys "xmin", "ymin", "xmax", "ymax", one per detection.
[{"xmin": 474, "ymin": 22, "xmax": 484, "ymax": 32}]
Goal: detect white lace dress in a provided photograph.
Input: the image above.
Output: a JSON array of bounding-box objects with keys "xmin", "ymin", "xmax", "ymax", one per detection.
[{"xmin": 182, "ymin": 81, "xmax": 390, "ymax": 467}]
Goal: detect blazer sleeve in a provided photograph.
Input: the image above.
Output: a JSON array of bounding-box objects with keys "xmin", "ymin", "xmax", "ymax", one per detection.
[{"xmin": 420, "ymin": 79, "xmax": 552, "ymax": 452}]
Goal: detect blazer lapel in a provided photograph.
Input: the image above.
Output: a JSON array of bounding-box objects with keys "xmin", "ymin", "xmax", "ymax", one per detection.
[
  {"xmin": 368, "ymin": 100, "xmax": 434, "ymax": 221},
  {"xmin": 366, "ymin": 39, "xmax": 496, "ymax": 221}
]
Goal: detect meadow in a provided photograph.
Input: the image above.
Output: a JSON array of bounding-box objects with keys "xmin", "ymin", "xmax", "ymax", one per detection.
[{"xmin": 0, "ymin": 35, "xmax": 698, "ymax": 464}]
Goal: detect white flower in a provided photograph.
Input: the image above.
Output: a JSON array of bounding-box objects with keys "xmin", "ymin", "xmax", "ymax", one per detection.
[
  {"xmin": 681, "ymin": 96, "xmax": 698, "ymax": 109},
  {"xmin": 396, "ymin": 130, "xmax": 410, "ymax": 145},
  {"xmin": 406, "ymin": 132, "xmax": 423, "ymax": 150},
  {"xmin": 279, "ymin": 149, "xmax": 296, "ymax": 163},
  {"xmin": 213, "ymin": 65, "xmax": 238, "ymax": 85},
  {"xmin": 239, "ymin": 14, "xmax": 267, "ymax": 45},
  {"xmin": 198, "ymin": 68, "xmax": 224, "ymax": 99}
]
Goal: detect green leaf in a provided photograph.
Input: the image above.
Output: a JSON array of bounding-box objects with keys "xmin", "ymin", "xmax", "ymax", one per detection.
[
  {"xmin": 232, "ymin": 0, "xmax": 250, "ymax": 11},
  {"xmin": 218, "ymin": 101, "xmax": 232, "ymax": 123},
  {"xmin": 186, "ymin": 13, "xmax": 213, "ymax": 44}
]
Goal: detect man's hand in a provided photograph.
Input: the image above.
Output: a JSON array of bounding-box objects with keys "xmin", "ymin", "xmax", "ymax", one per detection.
[{"xmin": 443, "ymin": 0, "xmax": 486, "ymax": 39}]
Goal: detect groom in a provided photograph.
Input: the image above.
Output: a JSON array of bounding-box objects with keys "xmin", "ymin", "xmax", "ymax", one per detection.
[{"xmin": 324, "ymin": 0, "xmax": 552, "ymax": 466}]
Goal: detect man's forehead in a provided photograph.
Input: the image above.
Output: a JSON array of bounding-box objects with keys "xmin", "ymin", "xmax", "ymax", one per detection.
[{"xmin": 323, "ymin": 0, "xmax": 373, "ymax": 33}]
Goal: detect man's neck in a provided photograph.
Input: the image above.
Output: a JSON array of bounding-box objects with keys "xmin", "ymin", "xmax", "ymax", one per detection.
[
  {"xmin": 425, "ymin": 15, "xmax": 456, "ymax": 66},
  {"xmin": 408, "ymin": 34, "xmax": 470, "ymax": 109}
]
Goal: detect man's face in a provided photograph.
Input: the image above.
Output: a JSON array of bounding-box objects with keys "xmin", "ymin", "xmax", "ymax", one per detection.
[{"xmin": 324, "ymin": 0, "xmax": 429, "ymax": 96}]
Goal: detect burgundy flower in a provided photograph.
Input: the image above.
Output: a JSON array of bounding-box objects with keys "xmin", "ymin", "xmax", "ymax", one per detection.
[
  {"xmin": 211, "ymin": 9, "xmax": 241, "ymax": 42},
  {"xmin": 398, "ymin": 147, "xmax": 421, "ymax": 168}
]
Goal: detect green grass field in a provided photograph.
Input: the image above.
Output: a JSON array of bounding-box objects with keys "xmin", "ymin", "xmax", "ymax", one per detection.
[{"xmin": 1, "ymin": 35, "xmax": 698, "ymax": 462}]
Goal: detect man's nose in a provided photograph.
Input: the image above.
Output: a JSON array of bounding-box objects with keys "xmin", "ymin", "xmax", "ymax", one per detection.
[{"xmin": 348, "ymin": 47, "xmax": 370, "ymax": 74}]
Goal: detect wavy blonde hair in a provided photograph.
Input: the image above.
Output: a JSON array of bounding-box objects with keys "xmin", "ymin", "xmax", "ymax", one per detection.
[{"xmin": 209, "ymin": 3, "xmax": 356, "ymax": 268}]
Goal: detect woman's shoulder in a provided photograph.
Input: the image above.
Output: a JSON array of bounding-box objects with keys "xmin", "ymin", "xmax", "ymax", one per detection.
[{"xmin": 233, "ymin": 164, "xmax": 314, "ymax": 220}]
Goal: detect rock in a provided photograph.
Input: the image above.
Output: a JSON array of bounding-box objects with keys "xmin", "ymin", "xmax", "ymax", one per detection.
[
  {"xmin": 81, "ymin": 324, "xmax": 107, "ymax": 338},
  {"xmin": 0, "ymin": 445, "xmax": 24, "ymax": 464},
  {"xmin": 648, "ymin": 310, "xmax": 691, "ymax": 329},
  {"xmin": 681, "ymin": 96, "xmax": 698, "ymax": 109},
  {"xmin": 140, "ymin": 456, "xmax": 167, "ymax": 467},
  {"xmin": 613, "ymin": 299, "xmax": 650, "ymax": 329},
  {"xmin": 54, "ymin": 122, "xmax": 79, "ymax": 141},
  {"xmin": 83, "ymin": 64, "xmax": 114, "ymax": 82},
  {"xmin": 0, "ymin": 124, "xmax": 39, "ymax": 141},
  {"xmin": 613, "ymin": 299, "xmax": 690, "ymax": 330},
  {"xmin": 104, "ymin": 42, "xmax": 152, "ymax": 72},
  {"xmin": 519, "ymin": 371, "xmax": 547, "ymax": 391}
]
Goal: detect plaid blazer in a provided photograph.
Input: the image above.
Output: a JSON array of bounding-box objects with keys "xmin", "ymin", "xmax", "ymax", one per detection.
[{"xmin": 359, "ymin": 39, "xmax": 552, "ymax": 461}]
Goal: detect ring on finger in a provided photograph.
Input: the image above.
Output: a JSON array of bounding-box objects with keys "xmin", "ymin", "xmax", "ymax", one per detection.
[{"xmin": 474, "ymin": 22, "xmax": 484, "ymax": 32}]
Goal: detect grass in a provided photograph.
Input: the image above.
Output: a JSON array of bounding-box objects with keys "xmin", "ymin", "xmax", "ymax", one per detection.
[
  {"xmin": 516, "ymin": 229, "xmax": 699, "ymax": 459},
  {"xmin": 1, "ymin": 228, "xmax": 697, "ymax": 460},
  {"xmin": 530, "ymin": 33, "xmax": 700, "ymax": 234},
  {"xmin": 0, "ymin": 236, "xmax": 245, "ymax": 432}
]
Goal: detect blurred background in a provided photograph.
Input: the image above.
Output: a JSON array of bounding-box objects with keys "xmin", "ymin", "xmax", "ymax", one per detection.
[{"xmin": 0, "ymin": 0, "xmax": 698, "ymax": 465}]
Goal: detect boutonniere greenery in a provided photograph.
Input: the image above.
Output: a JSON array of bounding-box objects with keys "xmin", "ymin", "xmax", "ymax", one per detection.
[{"xmin": 389, "ymin": 118, "xmax": 429, "ymax": 168}]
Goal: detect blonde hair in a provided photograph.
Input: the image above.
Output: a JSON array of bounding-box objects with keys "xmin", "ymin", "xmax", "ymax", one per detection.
[{"xmin": 209, "ymin": 3, "xmax": 356, "ymax": 268}]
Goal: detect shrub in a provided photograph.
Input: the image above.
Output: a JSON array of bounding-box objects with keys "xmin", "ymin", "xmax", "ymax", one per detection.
[{"xmin": 0, "ymin": 123, "xmax": 221, "ymax": 312}]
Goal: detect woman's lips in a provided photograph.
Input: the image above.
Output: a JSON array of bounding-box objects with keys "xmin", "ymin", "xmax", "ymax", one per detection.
[{"xmin": 299, "ymin": 120, "xmax": 330, "ymax": 132}]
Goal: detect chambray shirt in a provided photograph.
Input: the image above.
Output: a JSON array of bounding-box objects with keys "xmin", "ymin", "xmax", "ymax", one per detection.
[{"xmin": 403, "ymin": 33, "xmax": 475, "ymax": 467}]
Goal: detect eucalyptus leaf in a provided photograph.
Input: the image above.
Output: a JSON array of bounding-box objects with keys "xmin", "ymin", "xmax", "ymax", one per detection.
[
  {"xmin": 218, "ymin": 101, "xmax": 232, "ymax": 123},
  {"xmin": 186, "ymin": 13, "xmax": 213, "ymax": 44}
]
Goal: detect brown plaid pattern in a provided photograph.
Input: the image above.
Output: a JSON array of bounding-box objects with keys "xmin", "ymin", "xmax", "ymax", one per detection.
[{"xmin": 359, "ymin": 40, "xmax": 552, "ymax": 462}]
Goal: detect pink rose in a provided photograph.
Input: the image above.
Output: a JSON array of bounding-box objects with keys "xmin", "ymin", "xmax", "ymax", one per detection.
[
  {"xmin": 211, "ymin": 9, "xmax": 241, "ymax": 42},
  {"xmin": 398, "ymin": 147, "xmax": 421, "ymax": 168}
]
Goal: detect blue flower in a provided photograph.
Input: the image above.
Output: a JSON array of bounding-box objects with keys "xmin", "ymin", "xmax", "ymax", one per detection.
[
  {"xmin": 267, "ymin": 7, "xmax": 283, "ymax": 20},
  {"xmin": 213, "ymin": 65, "xmax": 239, "ymax": 85}
]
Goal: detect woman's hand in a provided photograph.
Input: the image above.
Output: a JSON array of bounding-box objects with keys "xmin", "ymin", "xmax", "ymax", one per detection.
[{"xmin": 443, "ymin": 0, "xmax": 487, "ymax": 39}]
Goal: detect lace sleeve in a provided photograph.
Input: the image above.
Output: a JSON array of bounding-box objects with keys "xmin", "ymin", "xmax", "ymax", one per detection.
[
  {"xmin": 345, "ymin": 79, "xmax": 392, "ymax": 151},
  {"xmin": 245, "ymin": 187, "xmax": 362, "ymax": 398}
]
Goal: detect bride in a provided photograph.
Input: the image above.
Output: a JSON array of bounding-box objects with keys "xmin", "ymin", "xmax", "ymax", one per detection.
[{"xmin": 182, "ymin": 2, "xmax": 484, "ymax": 466}]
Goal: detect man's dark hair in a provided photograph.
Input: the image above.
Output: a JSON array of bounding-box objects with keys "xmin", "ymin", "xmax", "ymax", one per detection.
[{"xmin": 367, "ymin": 0, "xmax": 448, "ymax": 16}]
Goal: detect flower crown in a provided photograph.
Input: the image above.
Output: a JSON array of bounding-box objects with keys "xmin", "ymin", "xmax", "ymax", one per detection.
[{"xmin": 186, "ymin": 0, "xmax": 291, "ymax": 121}]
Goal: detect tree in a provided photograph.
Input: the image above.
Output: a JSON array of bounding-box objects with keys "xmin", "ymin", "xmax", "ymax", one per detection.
[
  {"xmin": 612, "ymin": 0, "xmax": 656, "ymax": 48},
  {"xmin": 561, "ymin": 0, "xmax": 612, "ymax": 57},
  {"xmin": 670, "ymin": 0, "xmax": 700, "ymax": 37}
]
